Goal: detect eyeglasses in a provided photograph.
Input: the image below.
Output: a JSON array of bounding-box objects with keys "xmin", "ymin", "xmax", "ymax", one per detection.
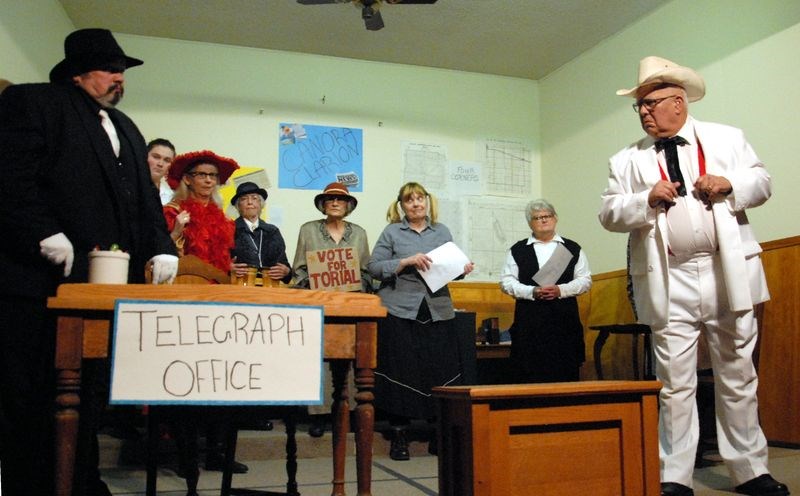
[
  {"xmin": 531, "ymin": 214, "xmax": 554, "ymax": 222},
  {"xmin": 323, "ymin": 196, "xmax": 348, "ymax": 203},
  {"xmin": 187, "ymin": 171, "xmax": 219, "ymax": 180},
  {"xmin": 632, "ymin": 94, "xmax": 680, "ymax": 113}
]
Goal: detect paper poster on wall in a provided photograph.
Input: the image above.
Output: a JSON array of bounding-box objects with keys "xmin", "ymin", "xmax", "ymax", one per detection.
[
  {"xmin": 402, "ymin": 141, "xmax": 448, "ymax": 193},
  {"xmin": 109, "ymin": 300, "xmax": 324, "ymax": 405},
  {"xmin": 447, "ymin": 160, "xmax": 482, "ymax": 195},
  {"xmin": 221, "ymin": 166, "xmax": 271, "ymax": 219},
  {"xmin": 306, "ymin": 247, "xmax": 362, "ymax": 292},
  {"xmin": 477, "ymin": 138, "xmax": 533, "ymax": 198},
  {"xmin": 278, "ymin": 123, "xmax": 363, "ymax": 191}
]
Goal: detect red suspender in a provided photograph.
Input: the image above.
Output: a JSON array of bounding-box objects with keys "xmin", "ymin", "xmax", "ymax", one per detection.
[{"xmin": 658, "ymin": 139, "xmax": 705, "ymax": 181}]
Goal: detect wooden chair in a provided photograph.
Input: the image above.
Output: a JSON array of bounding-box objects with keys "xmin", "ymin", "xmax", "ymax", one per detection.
[
  {"xmin": 143, "ymin": 254, "xmax": 229, "ymax": 285},
  {"xmin": 175, "ymin": 254, "xmax": 230, "ymax": 284}
]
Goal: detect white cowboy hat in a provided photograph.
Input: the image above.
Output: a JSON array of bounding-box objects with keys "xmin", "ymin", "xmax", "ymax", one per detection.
[{"xmin": 617, "ymin": 56, "xmax": 705, "ymax": 102}]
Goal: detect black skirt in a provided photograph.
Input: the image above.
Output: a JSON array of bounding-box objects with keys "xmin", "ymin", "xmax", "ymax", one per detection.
[{"xmin": 374, "ymin": 312, "xmax": 463, "ymax": 420}]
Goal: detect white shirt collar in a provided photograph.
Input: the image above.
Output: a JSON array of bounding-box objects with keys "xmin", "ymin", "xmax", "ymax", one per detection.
[
  {"xmin": 674, "ymin": 116, "xmax": 697, "ymax": 147},
  {"xmin": 527, "ymin": 233, "xmax": 564, "ymax": 246},
  {"xmin": 244, "ymin": 218, "xmax": 259, "ymax": 232}
]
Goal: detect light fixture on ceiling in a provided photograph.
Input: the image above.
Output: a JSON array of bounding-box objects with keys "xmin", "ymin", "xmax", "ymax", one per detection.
[
  {"xmin": 297, "ymin": 0, "xmax": 437, "ymax": 31},
  {"xmin": 361, "ymin": 0, "xmax": 384, "ymax": 30}
]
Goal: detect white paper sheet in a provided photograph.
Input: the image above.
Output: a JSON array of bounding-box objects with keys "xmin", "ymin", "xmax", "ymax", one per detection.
[{"xmin": 420, "ymin": 241, "xmax": 470, "ymax": 293}]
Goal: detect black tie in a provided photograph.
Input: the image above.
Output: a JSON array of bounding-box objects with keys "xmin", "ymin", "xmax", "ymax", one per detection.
[{"xmin": 655, "ymin": 136, "xmax": 688, "ymax": 196}]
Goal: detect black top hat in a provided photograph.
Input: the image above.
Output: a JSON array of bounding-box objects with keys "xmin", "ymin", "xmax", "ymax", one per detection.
[
  {"xmin": 231, "ymin": 182, "xmax": 268, "ymax": 205},
  {"xmin": 49, "ymin": 29, "xmax": 143, "ymax": 83}
]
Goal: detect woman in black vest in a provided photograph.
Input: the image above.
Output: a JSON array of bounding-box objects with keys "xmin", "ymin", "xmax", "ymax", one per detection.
[{"xmin": 499, "ymin": 199, "xmax": 592, "ymax": 383}]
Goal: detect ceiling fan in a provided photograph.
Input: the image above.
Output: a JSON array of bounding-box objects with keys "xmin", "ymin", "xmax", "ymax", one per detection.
[{"xmin": 297, "ymin": 0, "xmax": 438, "ymax": 31}]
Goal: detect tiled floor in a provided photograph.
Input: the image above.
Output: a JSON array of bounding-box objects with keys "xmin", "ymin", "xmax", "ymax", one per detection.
[
  {"xmin": 97, "ymin": 430, "xmax": 799, "ymax": 496},
  {"xmin": 102, "ymin": 455, "xmax": 437, "ymax": 495}
]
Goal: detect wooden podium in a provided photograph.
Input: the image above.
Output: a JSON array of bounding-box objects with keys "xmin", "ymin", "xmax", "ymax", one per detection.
[
  {"xmin": 47, "ymin": 283, "xmax": 386, "ymax": 496},
  {"xmin": 433, "ymin": 381, "xmax": 661, "ymax": 496}
]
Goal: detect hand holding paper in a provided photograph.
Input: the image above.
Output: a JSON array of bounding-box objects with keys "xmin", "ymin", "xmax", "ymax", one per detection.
[
  {"xmin": 418, "ymin": 241, "xmax": 472, "ymax": 293},
  {"xmin": 401, "ymin": 253, "xmax": 433, "ymax": 272}
]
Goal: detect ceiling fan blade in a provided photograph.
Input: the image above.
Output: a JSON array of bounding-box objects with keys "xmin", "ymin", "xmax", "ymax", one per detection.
[
  {"xmin": 364, "ymin": 9, "xmax": 384, "ymax": 30},
  {"xmin": 296, "ymin": 0, "xmax": 340, "ymax": 4},
  {"xmin": 385, "ymin": 0, "xmax": 438, "ymax": 4}
]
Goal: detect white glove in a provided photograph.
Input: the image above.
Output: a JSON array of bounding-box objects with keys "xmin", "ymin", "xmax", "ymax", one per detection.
[
  {"xmin": 40, "ymin": 232, "xmax": 74, "ymax": 277},
  {"xmin": 150, "ymin": 254, "xmax": 179, "ymax": 284}
]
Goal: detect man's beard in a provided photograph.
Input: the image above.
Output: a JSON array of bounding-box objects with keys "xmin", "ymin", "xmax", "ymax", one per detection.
[{"xmin": 101, "ymin": 84, "xmax": 123, "ymax": 108}]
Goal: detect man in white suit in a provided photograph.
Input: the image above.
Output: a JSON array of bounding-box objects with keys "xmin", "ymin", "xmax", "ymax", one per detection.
[{"xmin": 599, "ymin": 57, "xmax": 789, "ymax": 496}]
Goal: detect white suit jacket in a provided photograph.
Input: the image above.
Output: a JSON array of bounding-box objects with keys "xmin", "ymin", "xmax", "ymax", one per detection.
[{"xmin": 598, "ymin": 117, "xmax": 771, "ymax": 329}]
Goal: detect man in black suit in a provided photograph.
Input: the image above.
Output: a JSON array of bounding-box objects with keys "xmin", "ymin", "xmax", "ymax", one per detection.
[{"xmin": 0, "ymin": 29, "xmax": 178, "ymax": 496}]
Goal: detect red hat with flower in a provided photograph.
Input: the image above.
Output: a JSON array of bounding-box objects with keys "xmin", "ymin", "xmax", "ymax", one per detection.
[{"xmin": 167, "ymin": 150, "xmax": 239, "ymax": 190}]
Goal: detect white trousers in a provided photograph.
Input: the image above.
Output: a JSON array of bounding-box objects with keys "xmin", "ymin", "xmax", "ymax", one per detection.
[{"xmin": 654, "ymin": 253, "xmax": 769, "ymax": 487}]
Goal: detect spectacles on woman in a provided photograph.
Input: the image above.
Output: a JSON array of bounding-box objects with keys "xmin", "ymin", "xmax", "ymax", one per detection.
[{"xmin": 187, "ymin": 171, "xmax": 219, "ymax": 180}]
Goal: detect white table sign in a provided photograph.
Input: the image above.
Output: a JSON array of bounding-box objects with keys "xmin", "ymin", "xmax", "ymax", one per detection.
[{"xmin": 109, "ymin": 299, "xmax": 324, "ymax": 405}]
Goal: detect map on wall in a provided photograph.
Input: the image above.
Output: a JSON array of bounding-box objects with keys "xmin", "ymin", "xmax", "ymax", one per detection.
[
  {"xmin": 480, "ymin": 138, "xmax": 533, "ymax": 197},
  {"xmin": 399, "ymin": 138, "xmax": 535, "ymax": 282},
  {"xmin": 464, "ymin": 196, "xmax": 531, "ymax": 281},
  {"xmin": 401, "ymin": 141, "xmax": 448, "ymax": 191},
  {"xmin": 278, "ymin": 123, "xmax": 363, "ymax": 191}
]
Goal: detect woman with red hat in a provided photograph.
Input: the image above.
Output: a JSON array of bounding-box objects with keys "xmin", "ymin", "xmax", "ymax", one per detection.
[
  {"xmin": 163, "ymin": 149, "xmax": 239, "ymax": 273},
  {"xmin": 161, "ymin": 150, "xmax": 249, "ymax": 491}
]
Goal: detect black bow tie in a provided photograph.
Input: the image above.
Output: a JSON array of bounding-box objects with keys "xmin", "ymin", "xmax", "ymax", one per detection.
[
  {"xmin": 655, "ymin": 135, "xmax": 688, "ymax": 196},
  {"xmin": 655, "ymin": 135, "xmax": 689, "ymax": 151}
]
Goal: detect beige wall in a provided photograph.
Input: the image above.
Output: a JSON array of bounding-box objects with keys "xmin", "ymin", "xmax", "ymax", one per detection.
[
  {"xmin": 117, "ymin": 34, "xmax": 540, "ymax": 263},
  {"xmin": 0, "ymin": 4, "xmax": 541, "ymax": 265},
  {"xmin": 0, "ymin": 0, "xmax": 73, "ymax": 83},
  {"xmin": 540, "ymin": 0, "xmax": 800, "ymax": 272},
  {"xmin": 4, "ymin": 0, "xmax": 799, "ymax": 275}
]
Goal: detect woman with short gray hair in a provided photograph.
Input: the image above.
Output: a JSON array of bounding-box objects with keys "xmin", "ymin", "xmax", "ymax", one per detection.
[{"xmin": 500, "ymin": 198, "xmax": 592, "ymax": 383}]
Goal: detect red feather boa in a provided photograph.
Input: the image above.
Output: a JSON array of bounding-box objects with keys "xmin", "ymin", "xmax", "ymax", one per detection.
[{"xmin": 164, "ymin": 199, "xmax": 234, "ymax": 273}]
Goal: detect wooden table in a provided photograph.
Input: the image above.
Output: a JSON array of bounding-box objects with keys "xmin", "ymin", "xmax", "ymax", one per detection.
[
  {"xmin": 434, "ymin": 381, "xmax": 662, "ymax": 496},
  {"xmin": 475, "ymin": 343, "xmax": 511, "ymax": 360},
  {"xmin": 473, "ymin": 343, "xmax": 513, "ymax": 385},
  {"xmin": 47, "ymin": 283, "xmax": 386, "ymax": 496}
]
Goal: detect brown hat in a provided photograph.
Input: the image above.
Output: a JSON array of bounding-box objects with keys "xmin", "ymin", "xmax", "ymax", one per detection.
[
  {"xmin": 617, "ymin": 56, "xmax": 705, "ymax": 102},
  {"xmin": 49, "ymin": 29, "xmax": 143, "ymax": 83},
  {"xmin": 167, "ymin": 150, "xmax": 239, "ymax": 190},
  {"xmin": 314, "ymin": 182, "xmax": 358, "ymax": 215}
]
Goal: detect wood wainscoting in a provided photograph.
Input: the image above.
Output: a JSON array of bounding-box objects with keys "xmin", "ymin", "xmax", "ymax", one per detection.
[
  {"xmin": 449, "ymin": 235, "xmax": 800, "ymax": 445},
  {"xmin": 757, "ymin": 236, "xmax": 800, "ymax": 445}
]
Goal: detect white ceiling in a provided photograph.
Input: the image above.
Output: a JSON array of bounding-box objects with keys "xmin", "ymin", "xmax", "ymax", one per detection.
[{"xmin": 57, "ymin": 0, "xmax": 665, "ymax": 80}]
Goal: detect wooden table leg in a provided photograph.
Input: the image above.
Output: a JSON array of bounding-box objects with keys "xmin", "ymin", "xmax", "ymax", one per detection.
[
  {"xmin": 145, "ymin": 407, "xmax": 158, "ymax": 496},
  {"xmin": 284, "ymin": 412, "xmax": 299, "ymax": 496},
  {"xmin": 330, "ymin": 360, "xmax": 350, "ymax": 496},
  {"xmin": 53, "ymin": 316, "xmax": 84, "ymax": 496},
  {"xmin": 354, "ymin": 321, "xmax": 376, "ymax": 496}
]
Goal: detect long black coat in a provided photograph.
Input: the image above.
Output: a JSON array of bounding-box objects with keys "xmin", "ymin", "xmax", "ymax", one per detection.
[
  {"xmin": 232, "ymin": 217, "xmax": 293, "ymax": 284},
  {"xmin": 0, "ymin": 82, "xmax": 176, "ymax": 297}
]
